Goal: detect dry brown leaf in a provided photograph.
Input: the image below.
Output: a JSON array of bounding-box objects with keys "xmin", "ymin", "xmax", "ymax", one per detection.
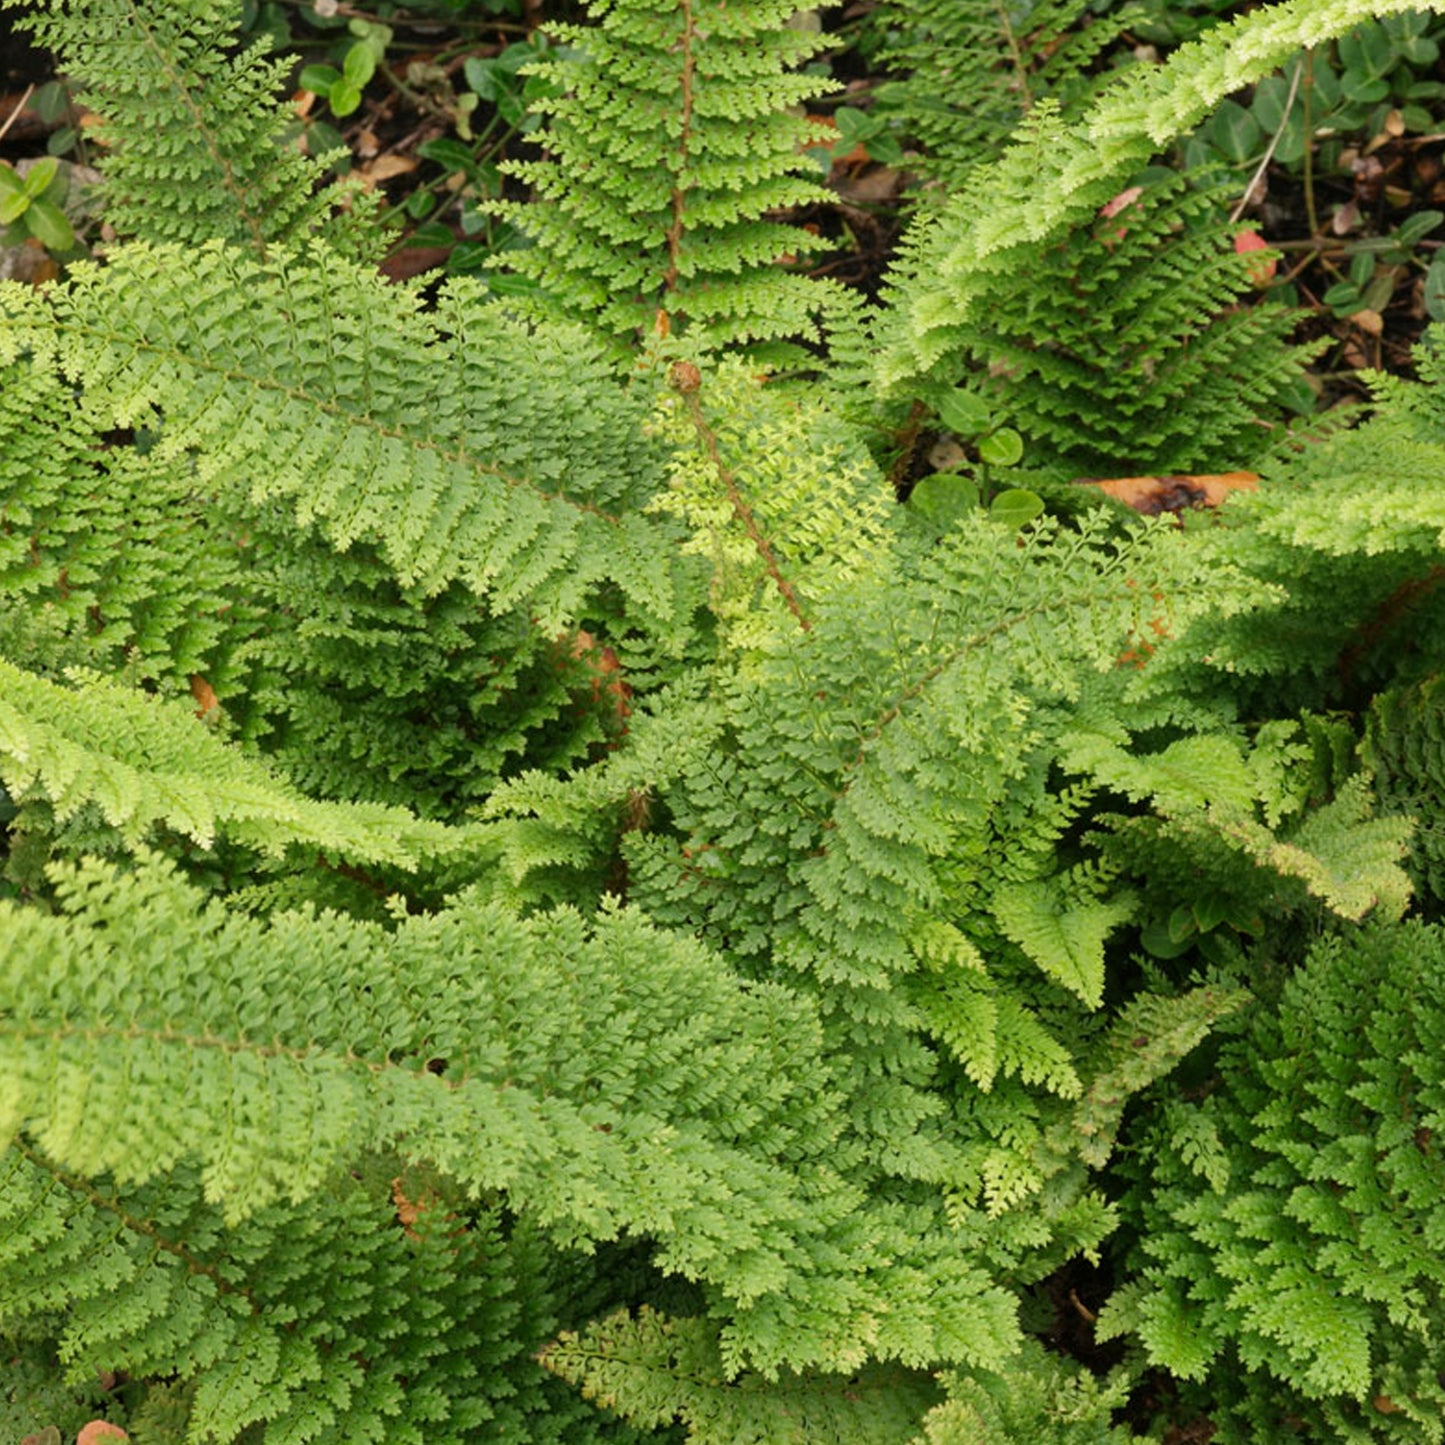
[
  {"xmin": 189, "ymin": 674, "xmax": 220, "ymax": 723},
  {"xmin": 77, "ymin": 1425, "xmax": 128, "ymax": 1444},
  {"xmin": 1077, "ymin": 471, "xmax": 1259, "ymax": 516},
  {"xmin": 358, "ymin": 154, "xmax": 418, "ymax": 187}
]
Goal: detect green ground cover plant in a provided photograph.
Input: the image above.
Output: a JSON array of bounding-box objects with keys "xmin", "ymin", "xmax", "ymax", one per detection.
[{"xmin": 4, "ymin": 0, "xmax": 1445, "ymax": 1438}]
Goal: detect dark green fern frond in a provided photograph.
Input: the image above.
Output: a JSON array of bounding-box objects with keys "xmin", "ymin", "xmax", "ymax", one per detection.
[
  {"xmin": 7, "ymin": 0, "xmax": 371, "ymax": 255},
  {"xmin": 907, "ymin": 172, "xmax": 1313, "ymax": 475},
  {"xmin": 0, "ymin": 853, "xmax": 1019, "ymax": 1380},
  {"xmin": 1106, "ymin": 920, "xmax": 1445, "ymax": 1439},
  {"xmin": 875, "ymin": 0, "xmax": 1136, "ymax": 187},
  {"xmin": 34, "ymin": 245, "xmax": 685, "ymax": 628},
  {"xmin": 0, "ymin": 1148, "xmax": 651, "ymax": 1444},
  {"xmin": 1363, "ymin": 672, "xmax": 1445, "ymax": 907},
  {"xmin": 491, "ymin": 0, "xmax": 837, "ymax": 353},
  {"xmin": 875, "ymin": 0, "xmax": 1424, "ymax": 390}
]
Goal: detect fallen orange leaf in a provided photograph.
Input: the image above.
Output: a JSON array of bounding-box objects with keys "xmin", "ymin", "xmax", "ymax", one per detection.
[
  {"xmin": 189, "ymin": 674, "xmax": 220, "ymax": 722},
  {"xmin": 77, "ymin": 1424, "xmax": 128, "ymax": 1444},
  {"xmin": 1078, "ymin": 471, "xmax": 1258, "ymax": 517}
]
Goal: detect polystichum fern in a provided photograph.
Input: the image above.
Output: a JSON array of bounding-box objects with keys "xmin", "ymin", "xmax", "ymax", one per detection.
[{"xmin": 5, "ymin": 0, "xmax": 1445, "ymax": 1438}]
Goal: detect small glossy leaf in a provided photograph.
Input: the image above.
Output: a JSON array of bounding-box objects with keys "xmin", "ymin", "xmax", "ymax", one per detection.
[
  {"xmin": 408, "ymin": 221, "xmax": 455, "ymax": 247},
  {"xmin": 1141, "ymin": 917, "xmax": 1195, "ymax": 959},
  {"xmin": 1168, "ymin": 905, "xmax": 1198, "ymax": 944},
  {"xmin": 23, "ymin": 198, "xmax": 74, "ymax": 251},
  {"xmin": 32, "ymin": 80, "xmax": 69, "ymax": 124},
  {"xmin": 22, "ymin": 156, "xmax": 59, "ymax": 197},
  {"xmin": 833, "ymin": 106, "xmax": 875, "ymax": 142},
  {"xmin": 299, "ymin": 63, "xmax": 341, "ymax": 94},
  {"xmin": 328, "ymin": 78, "xmax": 363, "ymax": 116},
  {"xmin": 1425, "ymin": 253, "xmax": 1445, "ymax": 321},
  {"xmin": 989, "ymin": 488, "xmax": 1044, "ymax": 528},
  {"xmin": 1395, "ymin": 210, "xmax": 1443, "ymax": 247},
  {"xmin": 936, "ymin": 388, "xmax": 992, "ymax": 437},
  {"xmin": 909, "ymin": 472, "xmax": 980, "ymax": 531},
  {"xmin": 1192, "ymin": 896, "xmax": 1231, "ymax": 934},
  {"xmin": 1211, "ymin": 99, "xmax": 1262, "ymax": 163},
  {"xmin": 978, "ymin": 427, "xmax": 1023, "ymax": 467},
  {"xmin": 342, "ymin": 42, "xmax": 376, "ymax": 88}
]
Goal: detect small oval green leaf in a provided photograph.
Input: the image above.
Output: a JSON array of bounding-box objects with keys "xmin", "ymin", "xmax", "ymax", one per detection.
[
  {"xmin": 909, "ymin": 472, "xmax": 980, "ymax": 532},
  {"xmin": 22, "ymin": 156, "xmax": 59, "ymax": 198},
  {"xmin": 988, "ymin": 488, "xmax": 1044, "ymax": 529},
  {"xmin": 299, "ymin": 64, "xmax": 341, "ymax": 94},
  {"xmin": 936, "ymin": 388, "xmax": 992, "ymax": 438},
  {"xmin": 342, "ymin": 42, "xmax": 376, "ymax": 88},
  {"xmin": 328, "ymin": 78, "xmax": 363, "ymax": 117},
  {"xmin": 23, "ymin": 197, "xmax": 75, "ymax": 251},
  {"xmin": 978, "ymin": 427, "xmax": 1024, "ymax": 467}
]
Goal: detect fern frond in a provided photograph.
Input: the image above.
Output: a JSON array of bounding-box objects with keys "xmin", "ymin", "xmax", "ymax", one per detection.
[
  {"xmin": 875, "ymin": 0, "xmax": 1135, "ymax": 187},
  {"xmin": 0, "ymin": 1148, "xmax": 636, "ymax": 1443},
  {"xmin": 916, "ymin": 1340, "xmax": 1142, "ymax": 1443},
  {"xmin": 490, "ymin": 0, "xmax": 837, "ymax": 352},
  {"xmin": 877, "ymin": 0, "xmax": 1445, "ymax": 388},
  {"xmin": 6, "ymin": 0, "xmax": 370, "ymax": 255},
  {"xmin": 1111, "ymin": 920, "xmax": 1445, "ymax": 1434},
  {"xmin": 0, "ymin": 653, "xmax": 466, "ymax": 868},
  {"xmin": 1, "ymin": 246, "xmax": 702, "ymax": 813},
  {"xmin": 541, "ymin": 1307, "xmax": 942, "ymax": 1442}
]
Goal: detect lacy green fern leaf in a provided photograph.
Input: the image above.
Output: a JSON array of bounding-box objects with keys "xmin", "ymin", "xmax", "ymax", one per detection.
[
  {"xmin": 1108, "ymin": 920, "xmax": 1445, "ymax": 1437},
  {"xmin": 541, "ymin": 1307, "xmax": 942, "ymax": 1442},
  {"xmin": 876, "ymin": 0, "xmax": 1443, "ymax": 388},
  {"xmin": 491, "ymin": 0, "xmax": 836, "ymax": 351},
  {"xmin": 0, "ymin": 655, "xmax": 463, "ymax": 866},
  {"xmin": 875, "ymin": 0, "xmax": 1134, "ymax": 187},
  {"xmin": 6, "ymin": 0, "xmax": 366, "ymax": 254}
]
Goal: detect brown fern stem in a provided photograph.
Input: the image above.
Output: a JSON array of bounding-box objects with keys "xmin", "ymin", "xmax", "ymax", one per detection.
[{"xmin": 672, "ymin": 364, "xmax": 811, "ymax": 631}]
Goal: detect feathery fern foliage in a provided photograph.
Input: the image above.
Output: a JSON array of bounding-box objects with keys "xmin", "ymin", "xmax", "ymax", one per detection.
[
  {"xmin": 1104, "ymin": 921, "xmax": 1445, "ymax": 1441},
  {"xmin": 0, "ymin": 243, "xmax": 697, "ymax": 815},
  {"xmin": 874, "ymin": 0, "xmax": 1135, "ymax": 187},
  {"xmin": 904, "ymin": 171, "xmax": 1314, "ymax": 475},
  {"xmin": 491, "ymin": 0, "xmax": 836, "ymax": 352},
  {"xmin": 875, "ymin": 0, "xmax": 1445, "ymax": 391},
  {"xmin": 913, "ymin": 1341, "xmax": 1142, "ymax": 1443},
  {"xmin": 3, "ymin": 0, "xmax": 370, "ymax": 255},
  {"xmin": 8, "ymin": 0, "xmax": 1445, "ymax": 1435}
]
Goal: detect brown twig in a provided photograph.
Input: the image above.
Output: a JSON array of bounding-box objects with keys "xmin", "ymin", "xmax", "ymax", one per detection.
[{"xmin": 0, "ymin": 84, "xmax": 36, "ymax": 147}]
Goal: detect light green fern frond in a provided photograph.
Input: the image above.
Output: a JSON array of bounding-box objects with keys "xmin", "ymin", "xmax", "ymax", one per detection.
[
  {"xmin": 541, "ymin": 1307, "xmax": 943, "ymax": 1443},
  {"xmin": 7, "ymin": 0, "xmax": 370, "ymax": 255},
  {"xmin": 0, "ymin": 654, "xmax": 466, "ymax": 868}
]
